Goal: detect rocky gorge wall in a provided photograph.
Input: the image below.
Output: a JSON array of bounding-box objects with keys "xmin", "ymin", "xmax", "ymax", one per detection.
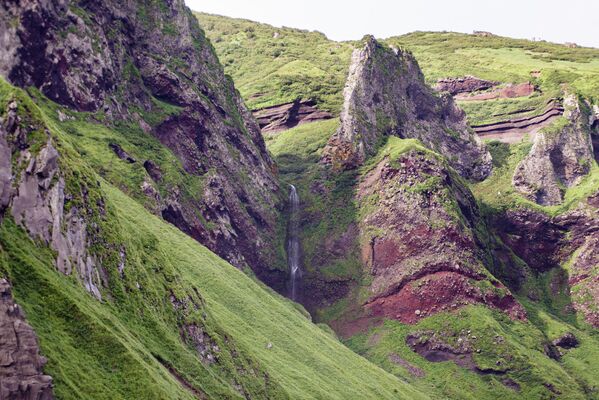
[{"xmin": 0, "ymin": 0, "xmax": 284, "ymax": 280}]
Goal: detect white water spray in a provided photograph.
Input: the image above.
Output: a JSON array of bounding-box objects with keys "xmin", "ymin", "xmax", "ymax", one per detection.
[{"xmin": 287, "ymin": 184, "xmax": 302, "ymax": 301}]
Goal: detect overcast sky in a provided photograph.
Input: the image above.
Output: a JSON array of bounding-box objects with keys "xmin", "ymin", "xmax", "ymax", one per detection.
[{"xmin": 185, "ymin": 0, "xmax": 599, "ymax": 48}]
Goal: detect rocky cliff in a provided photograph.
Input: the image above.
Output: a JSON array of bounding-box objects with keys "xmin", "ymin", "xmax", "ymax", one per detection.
[
  {"xmin": 358, "ymin": 148, "xmax": 525, "ymax": 323},
  {"xmin": 513, "ymin": 95, "xmax": 595, "ymax": 205},
  {"xmin": 494, "ymin": 196, "xmax": 599, "ymax": 327},
  {"xmin": 0, "ymin": 0, "xmax": 282, "ymax": 276},
  {"xmin": 322, "ymin": 36, "xmax": 491, "ymax": 181},
  {"xmin": 0, "ymin": 88, "xmax": 108, "ymax": 300},
  {"xmin": 0, "ymin": 279, "xmax": 53, "ymax": 400}
]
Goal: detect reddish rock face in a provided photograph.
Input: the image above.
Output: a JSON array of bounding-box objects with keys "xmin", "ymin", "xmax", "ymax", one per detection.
[
  {"xmin": 455, "ymin": 82, "xmax": 536, "ymax": 101},
  {"xmin": 331, "ymin": 149, "xmax": 526, "ymax": 332},
  {"xmin": 365, "ymin": 271, "xmax": 526, "ymax": 324},
  {"xmin": 493, "ymin": 194, "xmax": 599, "ymax": 328},
  {"xmin": 253, "ymin": 99, "xmax": 333, "ymax": 134}
]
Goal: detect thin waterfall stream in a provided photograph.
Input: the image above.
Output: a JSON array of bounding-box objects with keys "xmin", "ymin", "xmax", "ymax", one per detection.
[{"xmin": 287, "ymin": 184, "xmax": 302, "ymax": 301}]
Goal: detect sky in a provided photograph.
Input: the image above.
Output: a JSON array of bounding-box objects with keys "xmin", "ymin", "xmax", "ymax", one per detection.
[{"xmin": 185, "ymin": 0, "xmax": 599, "ymax": 48}]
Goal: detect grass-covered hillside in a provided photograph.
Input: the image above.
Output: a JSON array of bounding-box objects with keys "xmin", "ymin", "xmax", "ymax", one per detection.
[
  {"xmin": 195, "ymin": 12, "xmax": 353, "ymax": 113},
  {"xmin": 0, "ymin": 78, "xmax": 430, "ymax": 399},
  {"xmin": 265, "ymin": 117, "xmax": 599, "ymax": 399},
  {"xmin": 197, "ymin": 12, "xmax": 599, "ymax": 399},
  {"xmin": 197, "ymin": 12, "xmax": 599, "ymax": 125}
]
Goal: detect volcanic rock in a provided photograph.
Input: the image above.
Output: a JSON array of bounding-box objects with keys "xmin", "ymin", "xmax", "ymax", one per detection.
[
  {"xmin": 513, "ymin": 95, "xmax": 595, "ymax": 205},
  {"xmin": 253, "ymin": 99, "xmax": 333, "ymax": 134},
  {"xmin": 321, "ymin": 36, "xmax": 491, "ymax": 181},
  {"xmin": 435, "ymin": 76, "xmax": 498, "ymax": 96},
  {"xmin": 357, "ymin": 150, "xmax": 525, "ymax": 324},
  {"xmin": 0, "ymin": 0, "xmax": 283, "ymax": 280},
  {"xmin": 0, "ymin": 279, "xmax": 54, "ymax": 400}
]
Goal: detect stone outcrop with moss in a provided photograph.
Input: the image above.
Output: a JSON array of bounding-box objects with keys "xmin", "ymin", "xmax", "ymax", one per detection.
[
  {"xmin": 322, "ymin": 36, "xmax": 491, "ymax": 180},
  {"xmin": 512, "ymin": 95, "xmax": 595, "ymax": 205}
]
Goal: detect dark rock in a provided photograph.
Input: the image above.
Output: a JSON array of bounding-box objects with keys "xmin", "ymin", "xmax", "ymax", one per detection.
[
  {"xmin": 109, "ymin": 143, "xmax": 136, "ymax": 163},
  {"xmin": 544, "ymin": 343, "xmax": 562, "ymax": 361},
  {"xmin": 406, "ymin": 330, "xmax": 508, "ymax": 375},
  {"xmin": 321, "ymin": 36, "xmax": 491, "ymax": 181},
  {"xmin": 552, "ymin": 332, "xmax": 579, "ymax": 349},
  {"xmin": 435, "ymin": 76, "xmax": 498, "ymax": 96},
  {"xmin": 0, "ymin": 0, "xmax": 283, "ymax": 279},
  {"xmin": 0, "ymin": 279, "xmax": 54, "ymax": 400},
  {"xmin": 143, "ymin": 160, "xmax": 162, "ymax": 182}
]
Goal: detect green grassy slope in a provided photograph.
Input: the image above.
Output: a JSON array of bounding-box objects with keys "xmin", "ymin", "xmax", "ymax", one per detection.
[
  {"xmin": 0, "ymin": 79, "xmax": 429, "ymax": 399},
  {"xmin": 196, "ymin": 12, "xmax": 599, "ymax": 400},
  {"xmin": 266, "ymin": 120, "xmax": 599, "ymax": 399},
  {"xmin": 195, "ymin": 12, "xmax": 353, "ymax": 113},
  {"xmin": 197, "ymin": 13, "xmax": 599, "ymax": 126}
]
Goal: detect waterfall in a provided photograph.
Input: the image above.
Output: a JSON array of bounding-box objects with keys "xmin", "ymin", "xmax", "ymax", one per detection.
[{"xmin": 287, "ymin": 184, "xmax": 302, "ymax": 301}]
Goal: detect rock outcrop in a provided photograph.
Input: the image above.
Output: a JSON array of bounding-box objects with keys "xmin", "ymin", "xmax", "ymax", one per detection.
[
  {"xmin": 0, "ymin": 97, "xmax": 106, "ymax": 300},
  {"xmin": 253, "ymin": 99, "xmax": 333, "ymax": 134},
  {"xmin": 0, "ymin": 278, "xmax": 54, "ymax": 400},
  {"xmin": 355, "ymin": 149, "xmax": 525, "ymax": 325},
  {"xmin": 322, "ymin": 36, "xmax": 491, "ymax": 181},
  {"xmin": 492, "ymin": 195, "xmax": 599, "ymax": 327},
  {"xmin": 513, "ymin": 95, "xmax": 595, "ymax": 205},
  {"xmin": 455, "ymin": 82, "xmax": 536, "ymax": 101},
  {"xmin": 0, "ymin": 0, "xmax": 283, "ymax": 276},
  {"xmin": 435, "ymin": 76, "xmax": 498, "ymax": 96}
]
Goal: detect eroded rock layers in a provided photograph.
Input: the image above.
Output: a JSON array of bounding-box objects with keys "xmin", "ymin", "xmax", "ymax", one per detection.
[{"xmin": 357, "ymin": 150, "xmax": 525, "ymax": 326}]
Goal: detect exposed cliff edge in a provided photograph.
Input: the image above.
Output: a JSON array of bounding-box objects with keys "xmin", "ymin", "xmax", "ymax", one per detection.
[
  {"xmin": 0, "ymin": 0, "xmax": 283, "ymax": 275},
  {"xmin": 512, "ymin": 95, "xmax": 595, "ymax": 205},
  {"xmin": 435, "ymin": 76, "xmax": 498, "ymax": 96},
  {"xmin": 471, "ymin": 99, "xmax": 564, "ymax": 143},
  {"xmin": 493, "ymin": 195, "xmax": 599, "ymax": 328},
  {"xmin": 321, "ymin": 36, "xmax": 491, "ymax": 181},
  {"xmin": 0, "ymin": 279, "xmax": 54, "ymax": 400}
]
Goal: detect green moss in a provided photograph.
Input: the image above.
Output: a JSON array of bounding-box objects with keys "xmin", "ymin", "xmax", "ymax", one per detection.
[{"xmin": 346, "ymin": 305, "xmax": 599, "ymax": 400}]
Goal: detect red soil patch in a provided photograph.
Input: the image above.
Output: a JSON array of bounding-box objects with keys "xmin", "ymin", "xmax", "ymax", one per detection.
[{"xmin": 365, "ymin": 271, "xmax": 526, "ymax": 324}]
